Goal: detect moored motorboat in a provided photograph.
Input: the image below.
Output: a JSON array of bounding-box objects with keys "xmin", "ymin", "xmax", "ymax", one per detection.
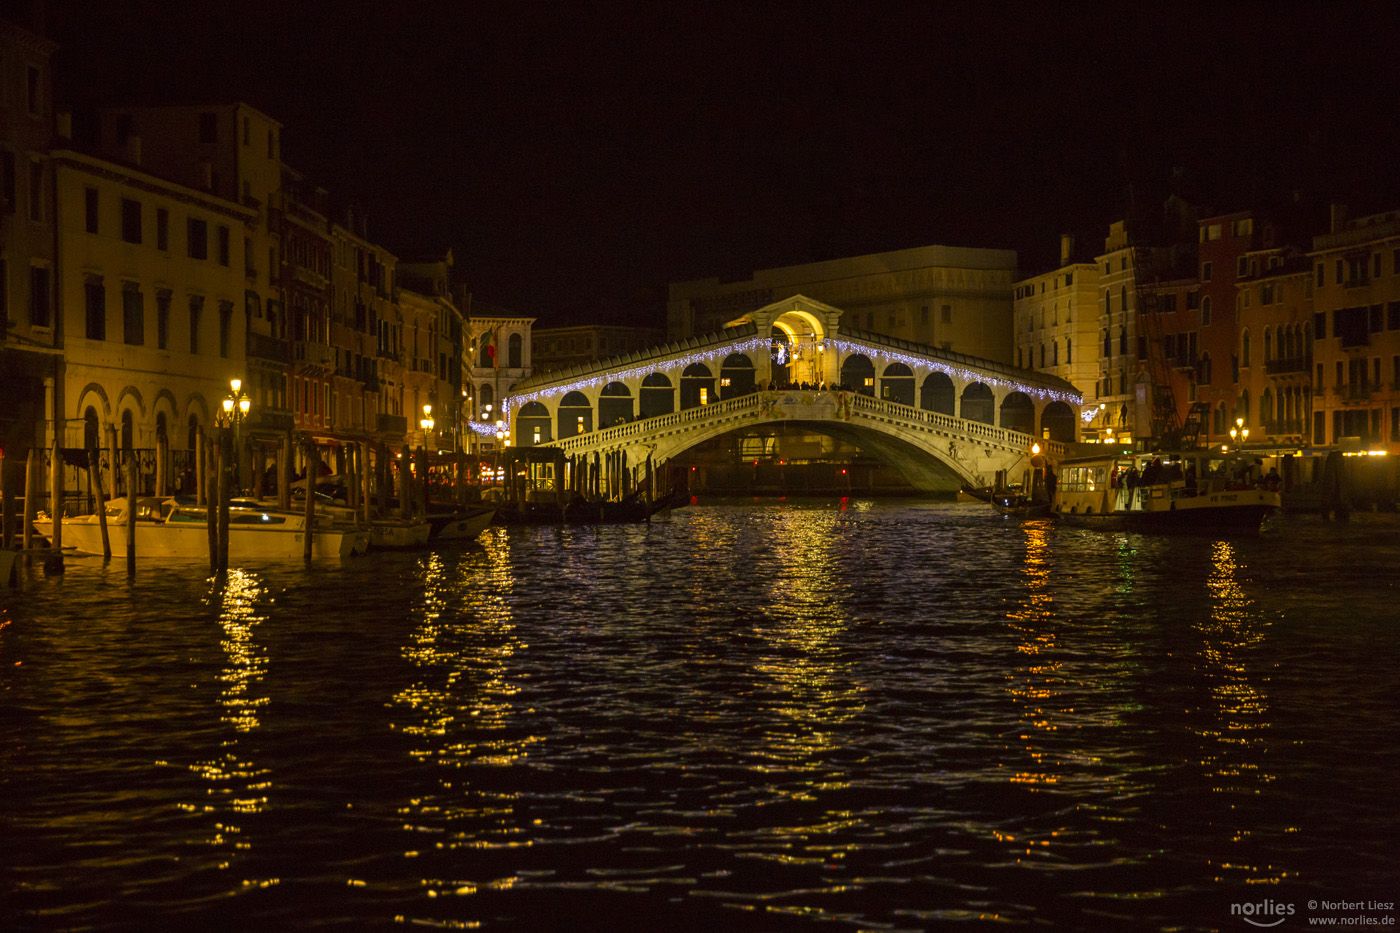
[
  {"xmin": 369, "ymin": 518, "xmax": 432, "ymax": 550},
  {"xmin": 1051, "ymin": 449, "xmax": 1280, "ymax": 534},
  {"xmin": 426, "ymin": 505, "xmax": 496, "ymax": 541},
  {"xmin": 32, "ymin": 496, "xmax": 366, "ymax": 559}
]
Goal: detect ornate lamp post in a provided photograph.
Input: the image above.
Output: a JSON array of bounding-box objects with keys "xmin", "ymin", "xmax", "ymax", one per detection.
[
  {"xmin": 420, "ymin": 404, "xmax": 435, "ymax": 448},
  {"xmin": 221, "ymin": 378, "xmax": 251, "ymax": 493}
]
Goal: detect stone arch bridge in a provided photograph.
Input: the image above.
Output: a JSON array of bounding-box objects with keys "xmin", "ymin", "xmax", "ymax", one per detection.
[{"xmin": 490, "ymin": 295, "xmax": 1082, "ymax": 494}]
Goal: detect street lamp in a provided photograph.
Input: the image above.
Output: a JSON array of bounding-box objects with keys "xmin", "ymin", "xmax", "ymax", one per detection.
[
  {"xmin": 420, "ymin": 403, "xmax": 435, "ymax": 447},
  {"xmin": 221, "ymin": 378, "xmax": 251, "ymax": 492}
]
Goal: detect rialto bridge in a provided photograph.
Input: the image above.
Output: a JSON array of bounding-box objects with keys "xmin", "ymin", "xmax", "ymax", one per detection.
[{"xmin": 484, "ymin": 296, "xmax": 1082, "ymax": 494}]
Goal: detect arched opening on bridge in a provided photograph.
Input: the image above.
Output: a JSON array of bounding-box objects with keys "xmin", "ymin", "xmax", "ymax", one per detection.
[
  {"xmin": 920, "ymin": 372, "xmax": 955, "ymax": 415},
  {"xmin": 841, "ymin": 353, "xmax": 875, "ymax": 396},
  {"xmin": 558, "ymin": 390, "xmax": 592, "ymax": 438},
  {"xmin": 518, "ymin": 401, "xmax": 552, "ymax": 446},
  {"xmin": 680, "ymin": 362, "xmax": 714, "ymax": 409},
  {"xmin": 880, "ymin": 362, "xmax": 915, "ymax": 406},
  {"xmin": 640, "ymin": 372, "xmax": 674, "ymax": 419},
  {"xmin": 770, "ymin": 310, "xmax": 827, "ymax": 386},
  {"xmin": 598, "ymin": 382, "xmax": 634, "ymax": 428},
  {"xmin": 1041, "ymin": 401, "xmax": 1076, "ymax": 442},
  {"xmin": 769, "ymin": 328, "xmax": 792, "ymax": 386},
  {"xmin": 960, "ymin": 382, "xmax": 994, "ymax": 425},
  {"xmin": 720, "ymin": 353, "xmax": 756, "ymax": 399},
  {"xmin": 999, "ymin": 391, "xmax": 1035, "ymax": 435}
]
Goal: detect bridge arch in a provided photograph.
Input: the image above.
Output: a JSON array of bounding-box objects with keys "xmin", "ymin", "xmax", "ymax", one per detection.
[
  {"xmin": 920, "ymin": 372, "xmax": 955, "ymax": 415},
  {"xmin": 599, "ymin": 381, "xmax": 633, "ymax": 428},
  {"xmin": 880, "ymin": 362, "xmax": 915, "ymax": 406},
  {"xmin": 680, "ymin": 363, "xmax": 714, "ymax": 409},
  {"xmin": 1041, "ymin": 401, "xmax": 1075, "ymax": 442},
  {"xmin": 960, "ymin": 382, "xmax": 994, "ymax": 425},
  {"xmin": 999, "ymin": 391, "xmax": 1035, "ymax": 434},
  {"xmin": 558, "ymin": 390, "xmax": 592, "ymax": 438},
  {"xmin": 640, "ymin": 372, "xmax": 674, "ymax": 419},
  {"xmin": 841, "ymin": 353, "xmax": 875, "ymax": 395},
  {"xmin": 518, "ymin": 401, "xmax": 552, "ymax": 446},
  {"xmin": 720, "ymin": 353, "xmax": 756, "ymax": 398}
]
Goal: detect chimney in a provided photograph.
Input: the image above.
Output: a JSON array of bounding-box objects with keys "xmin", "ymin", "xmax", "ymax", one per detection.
[
  {"xmin": 126, "ymin": 135, "xmax": 141, "ymax": 166},
  {"xmin": 1059, "ymin": 234, "xmax": 1075, "ymax": 266},
  {"xmin": 1330, "ymin": 202, "xmax": 1349, "ymax": 234}
]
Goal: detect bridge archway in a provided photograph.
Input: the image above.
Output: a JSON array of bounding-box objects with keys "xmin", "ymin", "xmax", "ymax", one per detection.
[
  {"xmin": 999, "ymin": 391, "xmax": 1035, "ymax": 435},
  {"xmin": 599, "ymin": 382, "xmax": 633, "ymax": 428},
  {"xmin": 841, "ymin": 353, "xmax": 875, "ymax": 395},
  {"xmin": 640, "ymin": 372, "xmax": 674, "ymax": 419},
  {"xmin": 1041, "ymin": 401, "xmax": 1075, "ymax": 442},
  {"xmin": 720, "ymin": 353, "xmax": 756, "ymax": 399},
  {"xmin": 558, "ymin": 390, "xmax": 591, "ymax": 438},
  {"xmin": 518, "ymin": 401, "xmax": 551, "ymax": 446},
  {"xmin": 880, "ymin": 362, "xmax": 915, "ymax": 406},
  {"xmin": 920, "ymin": 372, "xmax": 955, "ymax": 415},
  {"xmin": 960, "ymin": 382, "xmax": 994, "ymax": 425},
  {"xmin": 680, "ymin": 363, "xmax": 713, "ymax": 409}
]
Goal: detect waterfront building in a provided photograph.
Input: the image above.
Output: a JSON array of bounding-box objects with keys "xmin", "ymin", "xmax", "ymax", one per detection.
[
  {"xmin": 1194, "ymin": 211, "xmax": 1259, "ymax": 442},
  {"xmin": 1012, "ymin": 235, "xmax": 1100, "ymax": 432},
  {"xmin": 397, "ymin": 251, "xmax": 466, "ymax": 453},
  {"xmin": 666, "ymin": 243, "xmax": 1018, "ymax": 363},
  {"xmin": 1308, "ymin": 206, "xmax": 1400, "ymax": 451},
  {"xmin": 328, "ymin": 211, "xmax": 394, "ymax": 458},
  {"xmin": 1092, "ymin": 221, "xmax": 1152, "ymax": 443},
  {"xmin": 49, "ymin": 146, "xmax": 254, "ymax": 491},
  {"xmin": 1234, "ymin": 245, "xmax": 1313, "ymax": 448},
  {"xmin": 465, "ymin": 302, "xmax": 534, "ymax": 454},
  {"xmin": 531, "ymin": 324, "xmax": 665, "ymax": 376},
  {"xmin": 0, "ymin": 16, "xmax": 58, "ymax": 467},
  {"xmin": 98, "ymin": 103, "xmax": 295, "ymax": 467}
]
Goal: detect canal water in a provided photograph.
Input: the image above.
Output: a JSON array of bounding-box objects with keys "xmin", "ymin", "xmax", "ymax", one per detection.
[{"xmin": 2, "ymin": 502, "xmax": 1397, "ymax": 931}]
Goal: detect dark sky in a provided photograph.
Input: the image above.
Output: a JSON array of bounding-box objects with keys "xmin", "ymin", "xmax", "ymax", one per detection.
[{"xmin": 35, "ymin": 1, "xmax": 1400, "ymax": 325}]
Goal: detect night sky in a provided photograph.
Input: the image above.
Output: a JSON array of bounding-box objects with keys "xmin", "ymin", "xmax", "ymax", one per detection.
[{"xmin": 37, "ymin": 1, "xmax": 1400, "ymax": 326}]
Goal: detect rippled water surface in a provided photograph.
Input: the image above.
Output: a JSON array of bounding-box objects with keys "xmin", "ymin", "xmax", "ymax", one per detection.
[{"xmin": 2, "ymin": 501, "xmax": 1398, "ymax": 931}]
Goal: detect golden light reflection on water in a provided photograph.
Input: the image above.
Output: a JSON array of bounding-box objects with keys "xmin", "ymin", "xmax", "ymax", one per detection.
[
  {"xmin": 172, "ymin": 570, "xmax": 274, "ymax": 878},
  {"xmin": 1195, "ymin": 540, "xmax": 1290, "ymax": 886},
  {"xmin": 750, "ymin": 510, "xmax": 863, "ymax": 784},
  {"xmin": 1003, "ymin": 522, "xmax": 1142, "ymax": 865},
  {"xmin": 393, "ymin": 538, "xmax": 539, "ymax": 892}
]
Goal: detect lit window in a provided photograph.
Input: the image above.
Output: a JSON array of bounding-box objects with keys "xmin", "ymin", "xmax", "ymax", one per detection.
[
  {"xmin": 864, "ymin": 377, "xmax": 874, "ymax": 387},
  {"xmin": 720, "ymin": 377, "xmax": 731, "ymax": 387},
  {"xmin": 699, "ymin": 387, "xmax": 709, "ymax": 405}
]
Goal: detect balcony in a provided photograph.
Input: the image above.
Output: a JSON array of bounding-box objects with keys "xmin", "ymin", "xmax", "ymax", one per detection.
[
  {"xmin": 376, "ymin": 413, "xmax": 408, "ymax": 435},
  {"xmin": 1339, "ymin": 384, "xmax": 1373, "ymax": 402},
  {"xmin": 1263, "ymin": 419, "xmax": 1304, "ymax": 436},
  {"xmin": 247, "ymin": 332, "xmax": 289, "ymax": 363},
  {"xmin": 1265, "ymin": 356, "xmax": 1309, "ymax": 375},
  {"xmin": 293, "ymin": 339, "xmax": 335, "ymax": 370},
  {"xmin": 245, "ymin": 407, "xmax": 295, "ymax": 434}
]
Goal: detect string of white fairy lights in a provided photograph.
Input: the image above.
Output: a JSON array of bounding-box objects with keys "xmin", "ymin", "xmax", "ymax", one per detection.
[{"xmin": 467, "ymin": 335, "xmax": 1080, "ymax": 434}]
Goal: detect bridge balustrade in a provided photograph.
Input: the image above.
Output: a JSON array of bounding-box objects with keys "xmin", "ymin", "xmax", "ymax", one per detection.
[{"xmin": 542, "ymin": 389, "xmax": 1065, "ymax": 460}]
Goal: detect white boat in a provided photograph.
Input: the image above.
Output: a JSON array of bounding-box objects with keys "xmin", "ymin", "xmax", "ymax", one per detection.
[
  {"xmin": 1051, "ymin": 449, "xmax": 1280, "ymax": 534},
  {"xmin": 369, "ymin": 518, "xmax": 432, "ymax": 550},
  {"xmin": 426, "ymin": 505, "xmax": 496, "ymax": 542},
  {"xmin": 32, "ymin": 497, "xmax": 367, "ymax": 560}
]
